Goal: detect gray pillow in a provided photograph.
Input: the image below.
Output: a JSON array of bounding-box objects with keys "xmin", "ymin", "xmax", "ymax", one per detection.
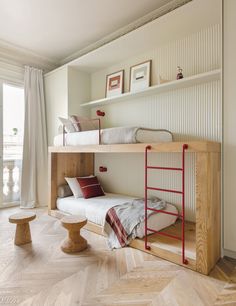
[{"xmin": 57, "ymin": 184, "xmax": 73, "ymax": 198}]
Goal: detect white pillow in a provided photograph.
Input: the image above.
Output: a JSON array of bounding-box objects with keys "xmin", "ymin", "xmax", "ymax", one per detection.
[
  {"xmin": 65, "ymin": 175, "xmax": 94, "ymax": 198},
  {"xmin": 59, "ymin": 117, "xmax": 76, "ymax": 133}
]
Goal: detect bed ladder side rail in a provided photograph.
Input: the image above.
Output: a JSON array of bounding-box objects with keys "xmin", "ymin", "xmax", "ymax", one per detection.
[{"xmin": 144, "ymin": 144, "xmax": 189, "ymax": 265}]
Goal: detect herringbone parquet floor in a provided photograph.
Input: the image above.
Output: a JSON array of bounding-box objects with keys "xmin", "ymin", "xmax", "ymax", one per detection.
[{"xmin": 0, "ymin": 207, "xmax": 235, "ymax": 306}]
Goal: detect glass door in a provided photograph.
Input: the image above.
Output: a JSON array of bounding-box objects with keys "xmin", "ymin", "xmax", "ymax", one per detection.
[{"xmin": 0, "ymin": 83, "xmax": 24, "ymax": 208}]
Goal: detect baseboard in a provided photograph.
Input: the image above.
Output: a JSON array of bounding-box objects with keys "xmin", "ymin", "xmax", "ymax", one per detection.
[{"xmin": 223, "ymin": 248, "xmax": 236, "ymax": 260}]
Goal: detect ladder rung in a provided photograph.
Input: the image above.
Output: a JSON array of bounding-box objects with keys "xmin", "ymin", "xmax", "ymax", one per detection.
[
  {"xmin": 147, "ymin": 187, "xmax": 183, "ymax": 194},
  {"xmin": 147, "ymin": 207, "xmax": 181, "ymax": 218},
  {"xmin": 147, "ymin": 166, "xmax": 183, "ymax": 171},
  {"xmin": 147, "ymin": 228, "xmax": 182, "ymax": 241}
]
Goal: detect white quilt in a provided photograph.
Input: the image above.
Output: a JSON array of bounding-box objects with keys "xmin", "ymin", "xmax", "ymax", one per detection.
[
  {"xmin": 54, "ymin": 126, "xmax": 173, "ymax": 146},
  {"xmin": 56, "ymin": 193, "xmax": 178, "ymax": 245}
]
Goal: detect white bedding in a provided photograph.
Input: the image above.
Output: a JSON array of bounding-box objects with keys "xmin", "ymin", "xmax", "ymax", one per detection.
[
  {"xmin": 56, "ymin": 193, "xmax": 178, "ymax": 238},
  {"xmin": 54, "ymin": 126, "xmax": 173, "ymax": 146}
]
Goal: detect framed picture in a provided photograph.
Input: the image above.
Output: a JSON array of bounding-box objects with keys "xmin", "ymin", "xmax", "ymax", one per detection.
[
  {"xmin": 129, "ymin": 60, "xmax": 151, "ymax": 92},
  {"xmin": 105, "ymin": 70, "xmax": 124, "ymax": 98}
]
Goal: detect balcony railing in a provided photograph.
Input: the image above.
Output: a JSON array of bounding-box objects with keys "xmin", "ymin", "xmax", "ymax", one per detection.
[{"xmin": 3, "ymin": 159, "xmax": 22, "ymax": 204}]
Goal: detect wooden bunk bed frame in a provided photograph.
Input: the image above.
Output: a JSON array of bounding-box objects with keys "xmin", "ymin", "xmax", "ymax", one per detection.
[{"xmin": 48, "ymin": 141, "xmax": 221, "ymax": 275}]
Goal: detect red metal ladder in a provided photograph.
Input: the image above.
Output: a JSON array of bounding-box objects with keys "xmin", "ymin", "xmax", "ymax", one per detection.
[{"xmin": 144, "ymin": 144, "xmax": 188, "ymax": 265}]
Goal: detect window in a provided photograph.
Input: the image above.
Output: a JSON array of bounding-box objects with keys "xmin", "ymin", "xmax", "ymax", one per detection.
[{"xmin": 1, "ymin": 84, "xmax": 24, "ymax": 207}]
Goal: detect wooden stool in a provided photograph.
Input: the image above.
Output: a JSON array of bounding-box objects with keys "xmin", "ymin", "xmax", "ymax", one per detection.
[
  {"xmin": 9, "ymin": 212, "xmax": 36, "ymax": 246},
  {"xmin": 61, "ymin": 215, "xmax": 87, "ymax": 253}
]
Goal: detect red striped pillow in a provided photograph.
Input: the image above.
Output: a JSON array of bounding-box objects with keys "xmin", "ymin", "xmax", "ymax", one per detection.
[{"xmin": 77, "ymin": 176, "xmax": 105, "ymax": 199}]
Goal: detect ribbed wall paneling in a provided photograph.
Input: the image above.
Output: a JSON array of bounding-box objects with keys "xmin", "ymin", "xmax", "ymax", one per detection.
[
  {"xmin": 95, "ymin": 153, "xmax": 196, "ymax": 221},
  {"xmin": 91, "ymin": 24, "xmax": 221, "ymax": 222},
  {"xmin": 95, "ymin": 81, "xmax": 221, "ymax": 141},
  {"xmin": 91, "ymin": 24, "xmax": 220, "ymax": 100}
]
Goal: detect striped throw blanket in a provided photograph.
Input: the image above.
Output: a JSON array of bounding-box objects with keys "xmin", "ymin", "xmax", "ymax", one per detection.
[{"xmin": 104, "ymin": 197, "xmax": 166, "ymax": 249}]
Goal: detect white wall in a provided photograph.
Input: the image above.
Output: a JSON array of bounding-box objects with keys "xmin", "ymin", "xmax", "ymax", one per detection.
[
  {"xmin": 44, "ymin": 66, "xmax": 68, "ymax": 145},
  {"xmin": 67, "ymin": 67, "xmax": 90, "ymax": 117},
  {"xmin": 44, "ymin": 66, "xmax": 91, "ymax": 145},
  {"xmin": 223, "ymin": 0, "xmax": 236, "ymax": 254},
  {"xmin": 92, "ymin": 24, "xmax": 221, "ymax": 222}
]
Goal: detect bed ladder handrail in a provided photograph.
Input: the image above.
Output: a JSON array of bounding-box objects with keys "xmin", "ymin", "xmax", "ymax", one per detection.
[{"xmin": 144, "ymin": 143, "xmax": 189, "ymax": 265}]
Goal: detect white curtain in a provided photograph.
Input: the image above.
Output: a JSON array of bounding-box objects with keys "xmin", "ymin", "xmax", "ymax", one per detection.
[{"xmin": 21, "ymin": 66, "xmax": 48, "ymax": 208}]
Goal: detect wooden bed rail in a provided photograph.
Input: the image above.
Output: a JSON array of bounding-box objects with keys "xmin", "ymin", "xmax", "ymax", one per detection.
[{"xmin": 49, "ymin": 141, "xmax": 221, "ymax": 154}]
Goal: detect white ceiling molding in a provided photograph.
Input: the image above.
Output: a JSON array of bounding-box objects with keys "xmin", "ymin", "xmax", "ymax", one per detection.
[
  {"xmin": 0, "ymin": 39, "xmax": 58, "ymax": 73},
  {"xmin": 0, "ymin": 60, "xmax": 24, "ymax": 84},
  {"xmin": 60, "ymin": 0, "xmax": 192, "ymax": 66}
]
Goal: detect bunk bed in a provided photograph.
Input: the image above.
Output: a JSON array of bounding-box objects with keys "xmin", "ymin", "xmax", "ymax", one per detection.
[{"xmin": 48, "ymin": 140, "xmax": 221, "ymax": 275}]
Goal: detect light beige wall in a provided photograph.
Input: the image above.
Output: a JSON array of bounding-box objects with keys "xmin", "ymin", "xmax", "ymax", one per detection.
[
  {"xmin": 91, "ymin": 24, "xmax": 220, "ymax": 103},
  {"xmin": 44, "ymin": 66, "xmax": 91, "ymax": 145},
  {"xmin": 92, "ymin": 24, "xmax": 221, "ymax": 222},
  {"xmin": 44, "ymin": 66, "xmax": 68, "ymax": 145},
  {"xmin": 67, "ymin": 67, "xmax": 90, "ymax": 117},
  {"xmin": 223, "ymin": 0, "xmax": 236, "ymax": 253}
]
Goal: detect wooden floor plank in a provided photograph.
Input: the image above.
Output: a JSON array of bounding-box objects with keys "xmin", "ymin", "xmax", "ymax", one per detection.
[{"xmin": 0, "ymin": 207, "xmax": 235, "ymax": 306}]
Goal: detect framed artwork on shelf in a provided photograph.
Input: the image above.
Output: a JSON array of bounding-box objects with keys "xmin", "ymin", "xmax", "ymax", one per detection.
[
  {"xmin": 129, "ymin": 60, "xmax": 152, "ymax": 92},
  {"xmin": 105, "ymin": 70, "xmax": 124, "ymax": 98}
]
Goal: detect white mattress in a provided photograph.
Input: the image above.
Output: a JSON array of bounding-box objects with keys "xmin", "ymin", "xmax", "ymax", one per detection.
[
  {"xmin": 54, "ymin": 127, "xmax": 173, "ymax": 146},
  {"xmin": 56, "ymin": 193, "xmax": 178, "ymax": 238}
]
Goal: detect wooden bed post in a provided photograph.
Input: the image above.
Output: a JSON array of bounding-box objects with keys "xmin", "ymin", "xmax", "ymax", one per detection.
[
  {"xmin": 48, "ymin": 152, "xmax": 58, "ymax": 211},
  {"xmin": 48, "ymin": 152, "xmax": 94, "ymax": 214},
  {"xmin": 196, "ymin": 152, "xmax": 221, "ymax": 274}
]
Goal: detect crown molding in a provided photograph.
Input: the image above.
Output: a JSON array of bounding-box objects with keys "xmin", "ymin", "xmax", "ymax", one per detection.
[
  {"xmin": 0, "ymin": 39, "xmax": 58, "ymax": 73},
  {"xmin": 60, "ymin": 0, "xmax": 192, "ymax": 65},
  {"xmin": 0, "ymin": 60, "xmax": 24, "ymax": 84}
]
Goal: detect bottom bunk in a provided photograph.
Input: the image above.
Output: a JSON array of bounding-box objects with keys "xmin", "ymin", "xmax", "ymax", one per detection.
[
  {"xmin": 50, "ymin": 207, "xmax": 196, "ymax": 270},
  {"xmin": 48, "ymin": 142, "xmax": 221, "ymax": 275},
  {"xmin": 50, "ymin": 192, "xmax": 196, "ymax": 270}
]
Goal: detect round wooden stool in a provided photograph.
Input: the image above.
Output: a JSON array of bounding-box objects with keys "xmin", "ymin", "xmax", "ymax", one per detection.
[
  {"xmin": 9, "ymin": 212, "xmax": 36, "ymax": 246},
  {"xmin": 61, "ymin": 215, "xmax": 87, "ymax": 253}
]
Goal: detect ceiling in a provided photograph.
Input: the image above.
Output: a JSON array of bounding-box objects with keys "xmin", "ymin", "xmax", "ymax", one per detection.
[{"xmin": 0, "ymin": 0, "xmax": 174, "ymax": 65}]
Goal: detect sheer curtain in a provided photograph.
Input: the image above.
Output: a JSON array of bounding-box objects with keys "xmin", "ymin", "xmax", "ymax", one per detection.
[{"xmin": 21, "ymin": 66, "xmax": 48, "ymax": 208}]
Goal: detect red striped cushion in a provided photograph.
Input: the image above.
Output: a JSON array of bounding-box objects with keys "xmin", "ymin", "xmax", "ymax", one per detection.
[{"xmin": 77, "ymin": 176, "xmax": 105, "ymax": 199}]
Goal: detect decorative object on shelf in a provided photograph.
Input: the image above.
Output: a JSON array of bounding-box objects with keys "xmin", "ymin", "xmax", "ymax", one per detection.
[
  {"xmin": 99, "ymin": 166, "xmax": 107, "ymax": 172},
  {"xmin": 177, "ymin": 66, "xmax": 184, "ymax": 79},
  {"xmin": 130, "ymin": 60, "xmax": 151, "ymax": 92},
  {"xmin": 96, "ymin": 110, "xmax": 105, "ymax": 117},
  {"xmin": 105, "ymin": 70, "xmax": 124, "ymax": 98}
]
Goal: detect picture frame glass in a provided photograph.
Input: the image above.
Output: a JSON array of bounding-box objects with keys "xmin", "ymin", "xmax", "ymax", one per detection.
[
  {"xmin": 106, "ymin": 70, "xmax": 124, "ymax": 98},
  {"xmin": 130, "ymin": 61, "xmax": 151, "ymax": 92}
]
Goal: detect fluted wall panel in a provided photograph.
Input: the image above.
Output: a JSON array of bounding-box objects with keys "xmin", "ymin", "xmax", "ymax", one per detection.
[{"xmin": 92, "ymin": 24, "xmax": 221, "ymax": 222}]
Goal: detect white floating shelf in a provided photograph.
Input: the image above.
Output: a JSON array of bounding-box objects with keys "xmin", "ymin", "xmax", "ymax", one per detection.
[{"xmin": 80, "ymin": 69, "xmax": 221, "ymax": 108}]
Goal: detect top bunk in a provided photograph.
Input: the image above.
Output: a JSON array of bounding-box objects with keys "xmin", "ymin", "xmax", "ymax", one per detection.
[
  {"xmin": 49, "ymin": 141, "xmax": 221, "ymax": 154},
  {"xmin": 50, "ymin": 119, "xmax": 221, "ymax": 154}
]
